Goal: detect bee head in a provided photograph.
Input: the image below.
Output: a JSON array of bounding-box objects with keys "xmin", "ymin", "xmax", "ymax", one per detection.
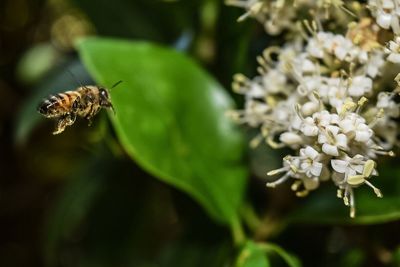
[{"xmin": 99, "ymin": 87, "xmax": 115, "ymax": 113}]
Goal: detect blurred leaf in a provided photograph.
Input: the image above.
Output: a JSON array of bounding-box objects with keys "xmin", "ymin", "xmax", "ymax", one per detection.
[
  {"xmin": 260, "ymin": 243, "xmax": 301, "ymax": 267},
  {"xmin": 16, "ymin": 43, "xmax": 61, "ymax": 85},
  {"xmin": 44, "ymin": 155, "xmax": 109, "ymax": 265},
  {"xmin": 45, "ymin": 154, "xmax": 232, "ymax": 267},
  {"xmin": 15, "ymin": 59, "xmax": 92, "ymax": 145},
  {"xmin": 158, "ymin": 240, "xmax": 232, "ymax": 267},
  {"xmin": 214, "ymin": 2, "xmax": 254, "ymax": 86},
  {"xmin": 392, "ymin": 246, "xmax": 400, "ymax": 266},
  {"xmin": 72, "ymin": 0, "xmax": 201, "ymax": 42},
  {"xmin": 236, "ymin": 241, "xmax": 270, "ymax": 267},
  {"xmin": 45, "ymin": 155, "xmax": 171, "ymax": 267},
  {"xmin": 77, "ymin": 37, "xmax": 248, "ymax": 225},
  {"xmin": 339, "ymin": 248, "xmax": 365, "ymax": 267},
  {"xmin": 288, "ymin": 165, "xmax": 400, "ymax": 224}
]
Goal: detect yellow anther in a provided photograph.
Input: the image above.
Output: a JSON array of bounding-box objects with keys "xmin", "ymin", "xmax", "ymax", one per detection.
[
  {"xmin": 250, "ymin": 135, "xmax": 263, "ymax": 148},
  {"xmin": 350, "ymin": 206, "xmax": 356, "ymax": 218},
  {"xmin": 296, "ymin": 190, "xmax": 309, "ymax": 197},
  {"xmin": 291, "ymin": 180, "xmax": 302, "ymax": 191},
  {"xmin": 362, "ymin": 160, "xmax": 376, "ymax": 177},
  {"xmin": 357, "ymin": 97, "xmax": 368, "ymax": 107},
  {"xmin": 347, "ymin": 175, "xmax": 365, "ymax": 186}
]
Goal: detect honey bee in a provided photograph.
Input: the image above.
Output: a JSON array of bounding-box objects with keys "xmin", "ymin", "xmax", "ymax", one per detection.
[{"xmin": 37, "ymin": 81, "xmax": 121, "ymax": 134}]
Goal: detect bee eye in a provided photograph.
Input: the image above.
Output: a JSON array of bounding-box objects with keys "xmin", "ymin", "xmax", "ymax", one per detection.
[{"xmin": 99, "ymin": 89, "xmax": 108, "ymax": 98}]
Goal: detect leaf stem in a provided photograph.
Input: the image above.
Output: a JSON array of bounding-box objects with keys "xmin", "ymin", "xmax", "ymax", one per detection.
[
  {"xmin": 241, "ymin": 202, "xmax": 262, "ymax": 232},
  {"xmin": 231, "ymin": 217, "xmax": 246, "ymax": 246},
  {"xmin": 257, "ymin": 242, "xmax": 301, "ymax": 267}
]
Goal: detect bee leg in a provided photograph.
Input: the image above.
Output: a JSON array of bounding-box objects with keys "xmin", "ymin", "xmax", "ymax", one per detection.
[
  {"xmin": 86, "ymin": 116, "xmax": 93, "ymax": 126},
  {"xmin": 53, "ymin": 118, "xmax": 68, "ymax": 135},
  {"xmin": 52, "ymin": 113, "xmax": 76, "ymax": 135},
  {"xmin": 65, "ymin": 113, "xmax": 77, "ymax": 125},
  {"xmin": 86, "ymin": 106, "xmax": 100, "ymax": 126}
]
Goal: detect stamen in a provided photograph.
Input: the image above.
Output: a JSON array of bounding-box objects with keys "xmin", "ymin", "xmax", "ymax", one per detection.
[
  {"xmin": 343, "ymin": 187, "xmax": 350, "ymax": 206},
  {"xmin": 311, "ymin": 90, "xmax": 324, "ymax": 110},
  {"xmin": 349, "ymin": 188, "xmax": 356, "ymax": 218},
  {"xmin": 356, "ymin": 97, "xmax": 368, "ymax": 113},
  {"xmin": 296, "ymin": 21, "xmax": 308, "ymax": 40},
  {"xmin": 303, "ymin": 20, "xmax": 317, "ymax": 37},
  {"xmin": 266, "ymin": 173, "xmax": 290, "ymax": 188},
  {"xmin": 262, "ymin": 46, "xmax": 281, "ymax": 64},
  {"xmin": 267, "ymin": 166, "xmax": 289, "ymax": 176},
  {"xmin": 250, "ymin": 134, "xmax": 264, "ymax": 148},
  {"xmin": 225, "ymin": 110, "xmax": 243, "ymax": 121},
  {"xmin": 337, "ymin": 189, "xmax": 343, "ymax": 198},
  {"xmin": 267, "ymin": 135, "xmax": 285, "ymax": 149},
  {"xmin": 291, "ymin": 180, "xmax": 302, "ymax": 191},
  {"xmin": 373, "ymin": 149, "xmax": 395, "ymax": 157},
  {"xmin": 368, "ymin": 109, "xmax": 384, "ymax": 128},
  {"xmin": 362, "ymin": 160, "xmax": 376, "ymax": 177},
  {"xmin": 340, "ymin": 98, "xmax": 357, "ymax": 116},
  {"xmin": 294, "ymin": 104, "xmax": 304, "ymax": 120},
  {"xmin": 364, "ymin": 180, "xmax": 383, "ymax": 198},
  {"xmin": 296, "ymin": 190, "xmax": 309, "ymax": 197}
]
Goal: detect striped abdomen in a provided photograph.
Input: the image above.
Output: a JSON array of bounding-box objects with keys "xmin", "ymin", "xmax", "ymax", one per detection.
[{"xmin": 37, "ymin": 91, "xmax": 80, "ymax": 118}]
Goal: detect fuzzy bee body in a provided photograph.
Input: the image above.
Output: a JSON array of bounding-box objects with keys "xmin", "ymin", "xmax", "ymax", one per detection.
[{"xmin": 38, "ymin": 85, "xmax": 114, "ymax": 135}]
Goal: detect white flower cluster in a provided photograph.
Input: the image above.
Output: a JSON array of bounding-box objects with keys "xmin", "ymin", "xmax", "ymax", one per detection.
[
  {"xmin": 368, "ymin": 0, "xmax": 400, "ymax": 34},
  {"xmin": 229, "ymin": 3, "xmax": 400, "ymax": 217},
  {"xmin": 386, "ymin": 36, "xmax": 400, "ymax": 63},
  {"xmin": 226, "ymin": 0, "xmax": 352, "ymax": 35}
]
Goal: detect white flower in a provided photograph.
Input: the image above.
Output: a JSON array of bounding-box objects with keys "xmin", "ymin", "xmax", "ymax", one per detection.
[
  {"xmin": 300, "ymin": 117, "xmax": 319, "ymax": 136},
  {"xmin": 331, "ymin": 155, "xmax": 382, "ymax": 217},
  {"xmin": 368, "ymin": 0, "xmax": 400, "ymax": 33},
  {"xmin": 318, "ymin": 125, "xmax": 348, "ymax": 156},
  {"xmin": 262, "ymin": 69, "xmax": 287, "ymax": 94},
  {"xmin": 307, "ymin": 37, "xmax": 325, "ymax": 58},
  {"xmin": 385, "ymin": 36, "xmax": 400, "ymax": 63},
  {"xmin": 331, "ymin": 35, "xmax": 354, "ymax": 61},
  {"xmin": 267, "ymin": 147, "xmax": 329, "ymax": 196},
  {"xmin": 339, "ymin": 113, "xmax": 373, "ymax": 143},
  {"xmin": 229, "ymin": 5, "xmax": 399, "ymax": 218},
  {"xmin": 232, "ymin": 74, "xmax": 265, "ymax": 98},
  {"xmin": 266, "ymin": 156, "xmax": 301, "ymax": 188},
  {"xmin": 228, "ymin": 99, "xmax": 270, "ymax": 127},
  {"xmin": 301, "ymin": 101, "xmax": 319, "ymax": 116},
  {"xmin": 377, "ymin": 92, "xmax": 400, "ymax": 117},
  {"xmin": 365, "ymin": 51, "xmax": 385, "ymax": 78},
  {"xmin": 279, "ymin": 132, "xmax": 303, "ymax": 147},
  {"xmin": 348, "ymin": 76, "xmax": 373, "ymax": 97},
  {"xmin": 307, "ymin": 32, "xmax": 368, "ymax": 62},
  {"xmin": 299, "ymin": 146, "xmax": 324, "ymax": 178}
]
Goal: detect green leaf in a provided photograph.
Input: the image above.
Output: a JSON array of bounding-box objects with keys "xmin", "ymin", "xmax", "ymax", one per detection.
[
  {"xmin": 289, "ymin": 165, "xmax": 400, "ymax": 224},
  {"xmin": 236, "ymin": 241, "xmax": 270, "ymax": 267},
  {"xmin": 392, "ymin": 246, "xmax": 400, "ymax": 266},
  {"xmin": 259, "ymin": 243, "xmax": 301, "ymax": 267},
  {"xmin": 77, "ymin": 37, "xmax": 248, "ymax": 225}
]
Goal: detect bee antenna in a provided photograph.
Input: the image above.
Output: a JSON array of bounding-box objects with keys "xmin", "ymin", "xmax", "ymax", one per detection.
[{"xmin": 111, "ymin": 80, "xmax": 123, "ymax": 89}]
